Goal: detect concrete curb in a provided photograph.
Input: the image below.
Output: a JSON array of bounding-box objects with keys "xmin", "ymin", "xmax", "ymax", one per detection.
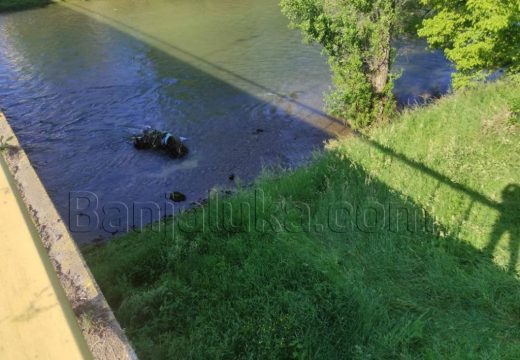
[{"xmin": 0, "ymin": 112, "xmax": 138, "ymax": 360}]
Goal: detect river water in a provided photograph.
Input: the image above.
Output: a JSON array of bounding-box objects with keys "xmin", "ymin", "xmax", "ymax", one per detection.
[{"xmin": 0, "ymin": 0, "xmax": 452, "ymax": 243}]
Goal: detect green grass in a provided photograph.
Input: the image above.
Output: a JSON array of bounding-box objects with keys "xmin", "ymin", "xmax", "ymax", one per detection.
[
  {"xmin": 85, "ymin": 77, "xmax": 520, "ymax": 359},
  {"xmin": 0, "ymin": 0, "xmax": 51, "ymax": 13}
]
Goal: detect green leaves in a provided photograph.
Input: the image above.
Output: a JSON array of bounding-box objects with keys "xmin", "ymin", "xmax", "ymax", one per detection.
[
  {"xmin": 418, "ymin": 0, "xmax": 520, "ymax": 89},
  {"xmin": 281, "ymin": 0, "xmax": 413, "ymax": 128},
  {"xmin": 282, "ymin": 0, "xmax": 520, "ymax": 122}
]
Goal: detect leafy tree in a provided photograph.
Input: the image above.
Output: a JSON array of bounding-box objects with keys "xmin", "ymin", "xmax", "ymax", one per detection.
[
  {"xmin": 280, "ymin": 0, "xmax": 423, "ymax": 128},
  {"xmin": 418, "ymin": 0, "xmax": 520, "ymax": 89}
]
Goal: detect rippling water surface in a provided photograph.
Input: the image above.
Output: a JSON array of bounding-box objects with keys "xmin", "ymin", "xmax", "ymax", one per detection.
[{"xmin": 0, "ymin": 0, "xmax": 452, "ymax": 243}]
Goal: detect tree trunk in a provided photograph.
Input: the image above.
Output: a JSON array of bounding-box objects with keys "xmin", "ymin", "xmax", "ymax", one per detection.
[{"xmin": 370, "ymin": 44, "xmax": 390, "ymax": 95}]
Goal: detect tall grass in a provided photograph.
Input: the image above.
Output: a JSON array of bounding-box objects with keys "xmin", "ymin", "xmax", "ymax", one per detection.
[{"xmin": 86, "ymin": 78, "xmax": 520, "ymax": 359}]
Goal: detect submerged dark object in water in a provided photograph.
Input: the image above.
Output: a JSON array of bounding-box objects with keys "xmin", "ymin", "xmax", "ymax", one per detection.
[
  {"xmin": 133, "ymin": 128, "xmax": 188, "ymax": 158},
  {"xmin": 170, "ymin": 191, "xmax": 187, "ymax": 202}
]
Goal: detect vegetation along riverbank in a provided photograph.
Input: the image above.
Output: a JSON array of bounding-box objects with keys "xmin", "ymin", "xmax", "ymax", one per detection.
[
  {"xmin": 0, "ymin": 0, "xmax": 51, "ymax": 13},
  {"xmin": 85, "ymin": 76, "xmax": 520, "ymax": 359}
]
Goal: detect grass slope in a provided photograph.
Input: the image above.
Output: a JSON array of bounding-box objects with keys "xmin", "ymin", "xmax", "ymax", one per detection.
[
  {"xmin": 85, "ymin": 78, "xmax": 520, "ymax": 359},
  {"xmin": 0, "ymin": 0, "xmax": 51, "ymax": 13}
]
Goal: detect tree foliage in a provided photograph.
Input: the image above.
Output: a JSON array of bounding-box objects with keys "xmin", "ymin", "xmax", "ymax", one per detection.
[
  {"xmin": 280, "ymin": 0, "xmax": 422, "ymax": 128},
  {"xmin": 418, "ymin": 0, "xmax": 520, "ymax": 89},
  {"xmin": 0, "ymin": 0, "xmax": 50, "ymax": 13}
]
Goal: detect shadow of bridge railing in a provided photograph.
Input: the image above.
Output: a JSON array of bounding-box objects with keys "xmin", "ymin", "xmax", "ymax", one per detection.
[
  {"xmin": 62, "ymin": 1, "xmax": 346, "ymax": 128},
  {"xmin": 357, "ymin": 134, "xmax": 501, "ymax": 210},
  {"xmin": 357, "ymin": 133, "xmax": 519, "ymax": 273}
]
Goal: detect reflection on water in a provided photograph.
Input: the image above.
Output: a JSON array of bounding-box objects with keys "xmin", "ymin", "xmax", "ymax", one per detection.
[{"xmin": 0, "ymin": 0, "xmax": 452, "ymax": 243}]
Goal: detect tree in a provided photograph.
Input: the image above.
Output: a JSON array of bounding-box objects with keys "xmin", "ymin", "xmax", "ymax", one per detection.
[
  {"xmin": 418, "ymin": 0, "xmax": 520, "ymax": 89},
  {"xmin": 281, "ymin": 0, "xmax": 422, "ymax": 128}
]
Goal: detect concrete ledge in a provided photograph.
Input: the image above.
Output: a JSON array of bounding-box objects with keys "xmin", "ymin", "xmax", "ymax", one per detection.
[{"xmin": 0, "ymin": 112, "xmax": 138, "ymax": 360}]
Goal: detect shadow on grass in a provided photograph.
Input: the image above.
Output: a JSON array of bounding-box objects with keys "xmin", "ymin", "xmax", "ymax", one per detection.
[
  {"xmin": 357, "ymin": 134, "xmax": 520, "ymax": 273},
  {"xmin": 485, "ymin": 184, "xmax": 520, "ymax": 273},
  {"xmin": 356, "ymin": 134, "xmax": 501, "ymax": 210},
  {"xmin": 86, "ymin": 149, "xmax": 520, "ymax": 358}
]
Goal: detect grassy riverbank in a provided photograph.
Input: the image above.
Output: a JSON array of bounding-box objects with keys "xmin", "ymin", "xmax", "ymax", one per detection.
[
  {"xmin": 0, "ymin": 0, "xmax": 50, "ymax": 12},
  {"xmin": 86, "ymin": 78, "xmax": 520, "ymax": 359}
]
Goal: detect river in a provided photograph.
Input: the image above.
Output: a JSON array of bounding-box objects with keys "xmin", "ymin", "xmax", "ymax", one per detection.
[{"xmin": 0, "ymin": 0, "xmax": 452, "ymax": 243}]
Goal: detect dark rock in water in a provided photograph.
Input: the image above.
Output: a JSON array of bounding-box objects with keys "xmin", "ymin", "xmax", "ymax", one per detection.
[
  {"xmin": 170, "ymin": 191, "xmax": 187, "ymax": 202},
  {"xmin": 254, "ymin": 128, "xmax": 264, "ymax": 134},
  {"xmin": 228, "ymin": 173, "xmax": 235, "ymax": 181},
  {"xmin": 132, "ymin": 128, "xmax": 188, "ymax": 158}
]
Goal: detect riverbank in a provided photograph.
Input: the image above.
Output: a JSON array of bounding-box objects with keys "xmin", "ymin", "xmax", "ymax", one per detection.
[
  {"xmin": 85, "ymin": 78, "xmax": 520, "ymax": 358},
  {"xmin": 0, "ymin": 0, "xmax": 51, "ymax": 12}
]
